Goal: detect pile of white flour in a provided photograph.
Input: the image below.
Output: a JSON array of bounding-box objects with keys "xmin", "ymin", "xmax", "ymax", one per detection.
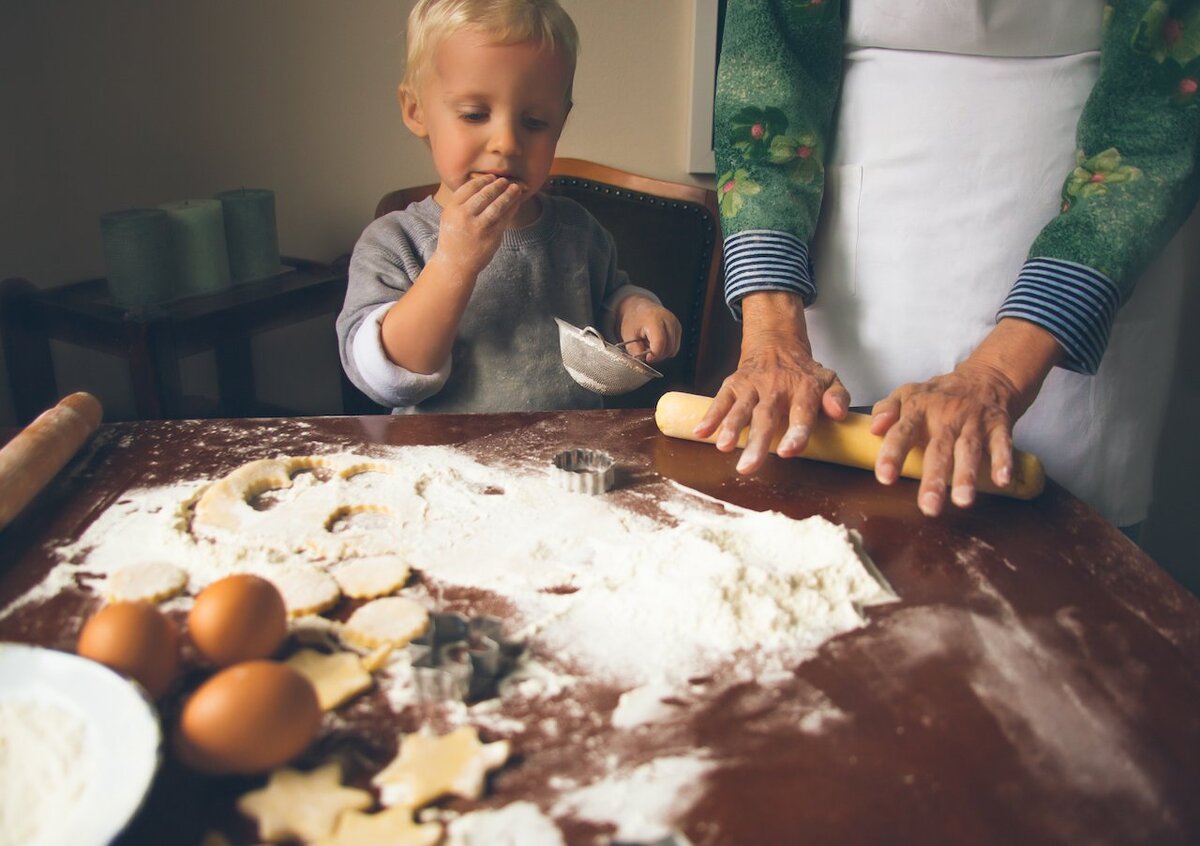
[{"xmin": 31, "ymin": 445, "xmax": 893, "ymax": 687}]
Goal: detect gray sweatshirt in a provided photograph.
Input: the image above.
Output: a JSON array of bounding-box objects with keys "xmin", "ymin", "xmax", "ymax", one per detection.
[{"xmin": 337, "ymin": 195, "xmax": 658, "ymax": 413}]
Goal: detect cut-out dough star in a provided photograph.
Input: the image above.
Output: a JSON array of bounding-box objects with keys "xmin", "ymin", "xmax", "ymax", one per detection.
[
  {"xmin": 312, "ymin": 806, "xmax": 441, "ymax": 846},
  {"xmin": 373, "ymin": 726, "xmax": 511, "ymax": 809},
  {"xmin": 237, "ymin": 761, "xmax": 373, "ymax": 842},
  {"xmin": 286, "ymin": 649, "xmax": 374, "ymax": 711}
]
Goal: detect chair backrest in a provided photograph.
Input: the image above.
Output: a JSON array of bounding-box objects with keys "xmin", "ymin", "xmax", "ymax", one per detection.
[{"xmin": 358, "ymin": 157, "xmax": 736, "ymax": 411}]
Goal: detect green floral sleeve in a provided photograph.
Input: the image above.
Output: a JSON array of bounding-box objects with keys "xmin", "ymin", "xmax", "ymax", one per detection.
[
  {"xmin": 1028, "ymin": 0, "xmax": 1200, "ymax": 296},
  {"xmin": 713, "ymin": 0, "xmax": 844, "ymax": 242}
]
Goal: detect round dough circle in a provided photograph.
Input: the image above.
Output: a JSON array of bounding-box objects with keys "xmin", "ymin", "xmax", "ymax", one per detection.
[
  {"xmin": 343, "ymin": 597, "xmax": 430, "ymax": 649},
  {"xmin": 104, "ymin": 560, "xmax": 188, "ymax": 603},
  {"xmin": 332, "ymin": 555, "xmax": 412, "ymax": 599}
]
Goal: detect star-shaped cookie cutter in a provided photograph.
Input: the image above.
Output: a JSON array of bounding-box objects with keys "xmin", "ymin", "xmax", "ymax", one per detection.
[{"xmin": 409, "ymin": 613, "xmax": 521, "ymax": 704}]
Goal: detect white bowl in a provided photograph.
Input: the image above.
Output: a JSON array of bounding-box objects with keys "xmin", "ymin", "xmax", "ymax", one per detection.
[{"xmin": 0, "ymin": 643, "xmax": 161, "ymax": 846}]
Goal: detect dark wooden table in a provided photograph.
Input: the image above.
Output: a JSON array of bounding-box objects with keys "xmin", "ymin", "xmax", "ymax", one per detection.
[
  {"xmin": 1, "ymin": 409, "xmax": 1197, "ymax": 845},
  {"xmin": 0, "ymin": 258, "xmax": 347, "ymax": 424}
]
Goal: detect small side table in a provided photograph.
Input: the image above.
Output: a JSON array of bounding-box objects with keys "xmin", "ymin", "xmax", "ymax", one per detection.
[{"xmin": 1, "ymin": 258, "xmax": 350, "ymax": 424}]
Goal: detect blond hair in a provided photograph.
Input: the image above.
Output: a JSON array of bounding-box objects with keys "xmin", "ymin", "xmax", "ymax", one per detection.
[{"xmin": 401, "ymin": 0, "xmax": 579, "ymax": 103}]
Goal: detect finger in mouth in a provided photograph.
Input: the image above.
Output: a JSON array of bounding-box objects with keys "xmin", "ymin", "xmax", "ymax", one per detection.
[{"xmin": 471, "ymin": 172, "xmax": 525, "ymax": 189}]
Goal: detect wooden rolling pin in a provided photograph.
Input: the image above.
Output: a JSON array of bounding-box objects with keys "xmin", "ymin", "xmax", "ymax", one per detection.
[
  {"xmin": 655, "ymin": 391, "xmax": 1045, "ymax": 501},
  {"xmin": 0, "ymin": 392, "xmax": 103, "ymax": 531}
]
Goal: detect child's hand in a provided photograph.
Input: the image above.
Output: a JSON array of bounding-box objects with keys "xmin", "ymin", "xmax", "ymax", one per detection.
[
  {"xmin": 616, "ymin": 296, "xmax": 682, "ymax": 365},
  {"xmin": 435, "ymin": 174, "xmax": 524, "ymax": 276}
]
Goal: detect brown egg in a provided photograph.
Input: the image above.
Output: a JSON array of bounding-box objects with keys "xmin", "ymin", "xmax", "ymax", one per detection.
[
  {"xmin": 77, "ymin": 601, "xmax": 180, "ymax": 699},
  {"xmin": 187, "ymin": 574, "xmax": 287, "ymax": 667},
  {"xmin": 177, "ymin": 660, "xmax": 321, "ymax": 774}
]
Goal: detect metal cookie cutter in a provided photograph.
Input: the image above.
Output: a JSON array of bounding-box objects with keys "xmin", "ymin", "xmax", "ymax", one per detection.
[
  {"xmin": 552, "ymin": 448, "xmax": 616, "ymax": 495},
  {"xmin": 410, "ymin": 613, "xmax": 522, "ymax": 703}
]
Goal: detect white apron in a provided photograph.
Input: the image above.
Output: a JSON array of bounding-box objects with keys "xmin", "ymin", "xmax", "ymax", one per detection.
[{"xmin": 808, "ymin": 0, "xmax": 1189, "ymax": 525}]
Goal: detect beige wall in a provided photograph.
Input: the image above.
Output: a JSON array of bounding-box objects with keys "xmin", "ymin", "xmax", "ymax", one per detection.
[
  {"xmin": 0, "ymin": 0, "xmax": 703, "ymax": 421},
  {"xmin": 0, "ymin": 0, "xmax": 700, "ymax": 285},
  {"xmin": 0, "ymin": 1, "xmax": 1196, "ymax": 591}
]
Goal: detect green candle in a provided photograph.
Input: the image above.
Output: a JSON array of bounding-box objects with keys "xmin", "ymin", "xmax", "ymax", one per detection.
[
  {"xmin": 159, "ymin": 199, "xmax": 231, "ymax": 297},
  {"xmin": 215, "ymin": 188, "xmax": 282, "ymax": 284},
  {"xmin": 99, "ymin": 208, "xmax": 173, "ymax": 307}
]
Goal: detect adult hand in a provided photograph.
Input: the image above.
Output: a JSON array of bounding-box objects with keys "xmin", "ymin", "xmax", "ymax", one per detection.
[
  {"xmin": 870, "ymin": 318, "xmax": 1061, "ymax": 516},
  {"xmin": 434, "ymin": 174, "xmax": 524, "ymax": 277},
  {"xmin": 692, "ymin": 291, "xmax": 849, "ymax": 474},
  {"xmin": 615, "ymin": 296, "xmax": 682, "ymax": 365}
]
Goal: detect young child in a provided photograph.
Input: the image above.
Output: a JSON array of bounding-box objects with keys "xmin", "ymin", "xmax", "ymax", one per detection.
[{"xmin": 337, "ymin": 0, "xmax": 682, "ymax": 413}]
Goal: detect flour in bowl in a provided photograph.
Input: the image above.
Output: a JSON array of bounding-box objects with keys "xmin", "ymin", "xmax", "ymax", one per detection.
[{"xmin": 0, "ymin": 698, "xmax": 90, "ymax": 846}]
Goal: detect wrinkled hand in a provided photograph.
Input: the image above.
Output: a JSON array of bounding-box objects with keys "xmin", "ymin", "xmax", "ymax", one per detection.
[
  {"xmin": 616, "ymin": 297, "xmax": 682, "ymax": 365},
  {"xmin": 870, "ymin": 361, "xmax": 1025, "ymax": 517},
  {"xmin": 435, "ymin": 174, "xmax": 524, "ymax": 276},
  {"xmin": 871, "ymin": 317, "xmax": 1061, "ymax": 517},
  {"xmin": 693, "ymin": 328, "xmax": 850, "ymax": 474}
]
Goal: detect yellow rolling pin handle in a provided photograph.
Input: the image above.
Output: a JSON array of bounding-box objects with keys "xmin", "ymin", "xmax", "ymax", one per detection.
[{"xmin": 654, "ymin": 391, "xmax": 1044, "ymax": 501}]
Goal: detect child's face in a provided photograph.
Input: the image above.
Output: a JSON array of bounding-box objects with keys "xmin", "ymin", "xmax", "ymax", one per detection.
[{"xmin": 403, "ymin": 30, "xmax": 572, "ymax": 224}]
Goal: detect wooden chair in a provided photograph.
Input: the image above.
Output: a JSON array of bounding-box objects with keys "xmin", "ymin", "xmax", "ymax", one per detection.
[{"xmin": 342, "ymin": 157, "xmax": 736, "ymax": 413}]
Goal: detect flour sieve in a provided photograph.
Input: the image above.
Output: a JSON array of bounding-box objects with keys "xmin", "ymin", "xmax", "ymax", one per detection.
[{"xmin": 554, "ymin": 318, "xmax": 663, "ymax": 396}]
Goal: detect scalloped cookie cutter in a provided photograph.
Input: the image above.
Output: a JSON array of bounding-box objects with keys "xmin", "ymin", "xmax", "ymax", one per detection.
[{"xmin": 551, "ymin": 448, "xmax": 615, "ymax": 495}]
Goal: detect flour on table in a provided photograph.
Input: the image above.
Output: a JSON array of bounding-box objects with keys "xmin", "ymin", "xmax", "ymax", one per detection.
[
  {"xmin": 14, "ymin": 444, "xmax": 896, "ymax": 839},
  {"xmin": 34, "ymin": 445, "xmax": 894, "ymax": 687},
  {"xmin": 0, "ymin": 697, "xmax": 90, "ymax": 846},
  {"xmin": 445, "ymin": 801, "xmax": 565, "ymax": 846},
  {"xmin": 611, "ymin": 682, "xmax": 687, "ymax": 729},
  {"xmin": 553, "ymin": 754, "xmax": 713, "ymax": 842}
]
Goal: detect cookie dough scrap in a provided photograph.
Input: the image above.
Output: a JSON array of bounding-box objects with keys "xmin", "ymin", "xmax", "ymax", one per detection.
[
  {"xmin": 287, "ymin": 649, "xmax": 374, "ymax": 711},
  {"xmin": 194, "ymin": 456, "xmax": 330, "ymax": 534},
  {"xmin": 361, "ymin": 644, "xmax": 395, "ymax": 672},
  {"xmin": 373, "ymin": 726, "xmax": 511, "ymax": 809},
  {"xmin": 290, "ymin": 614, "xmax": 343, "ymax": 651},
  {"xmin": 339, "ymin": 460, "xmax": 396, "ymax": 481},
  {"xmin": 342, "ymin": 596, "xmax": 429, "ymax": 649},
  {"xmin": 237, "ymin": 762, "xmax": 373, "ymax": 842},
  {"xmin": 312, "ymin": 806, "xmax": 441, "ymax": 846},
  {"xmin": 104, "ymin": 560, "xmax": 187, "ymax": 603},
  {"xmin": 332, "ymin": 555, "xmax": 412, "ymax": 599}
]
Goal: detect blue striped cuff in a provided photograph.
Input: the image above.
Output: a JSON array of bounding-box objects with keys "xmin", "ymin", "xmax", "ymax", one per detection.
[
  {"xmin": 997, "ymin": 257, "xmax": 1121, "ymax": 375},
  {"xmin": 722, "ymin": 230, "xmax": 816, "ymax": 320}
]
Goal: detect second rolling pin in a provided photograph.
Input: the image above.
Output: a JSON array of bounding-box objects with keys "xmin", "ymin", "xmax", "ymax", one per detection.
[
  {"xmin": 0, "ymin": 392, "xmax": 103, "ymax": 531},
  {"xmin": 654, "ymin": 391, "xmax": 1044, "ymax": 501}
]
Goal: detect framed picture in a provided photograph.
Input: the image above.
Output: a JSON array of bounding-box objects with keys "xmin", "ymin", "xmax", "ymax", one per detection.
[{"xmin": 687, "ymin": 0, "xmax": 725, "ymax": 174}]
